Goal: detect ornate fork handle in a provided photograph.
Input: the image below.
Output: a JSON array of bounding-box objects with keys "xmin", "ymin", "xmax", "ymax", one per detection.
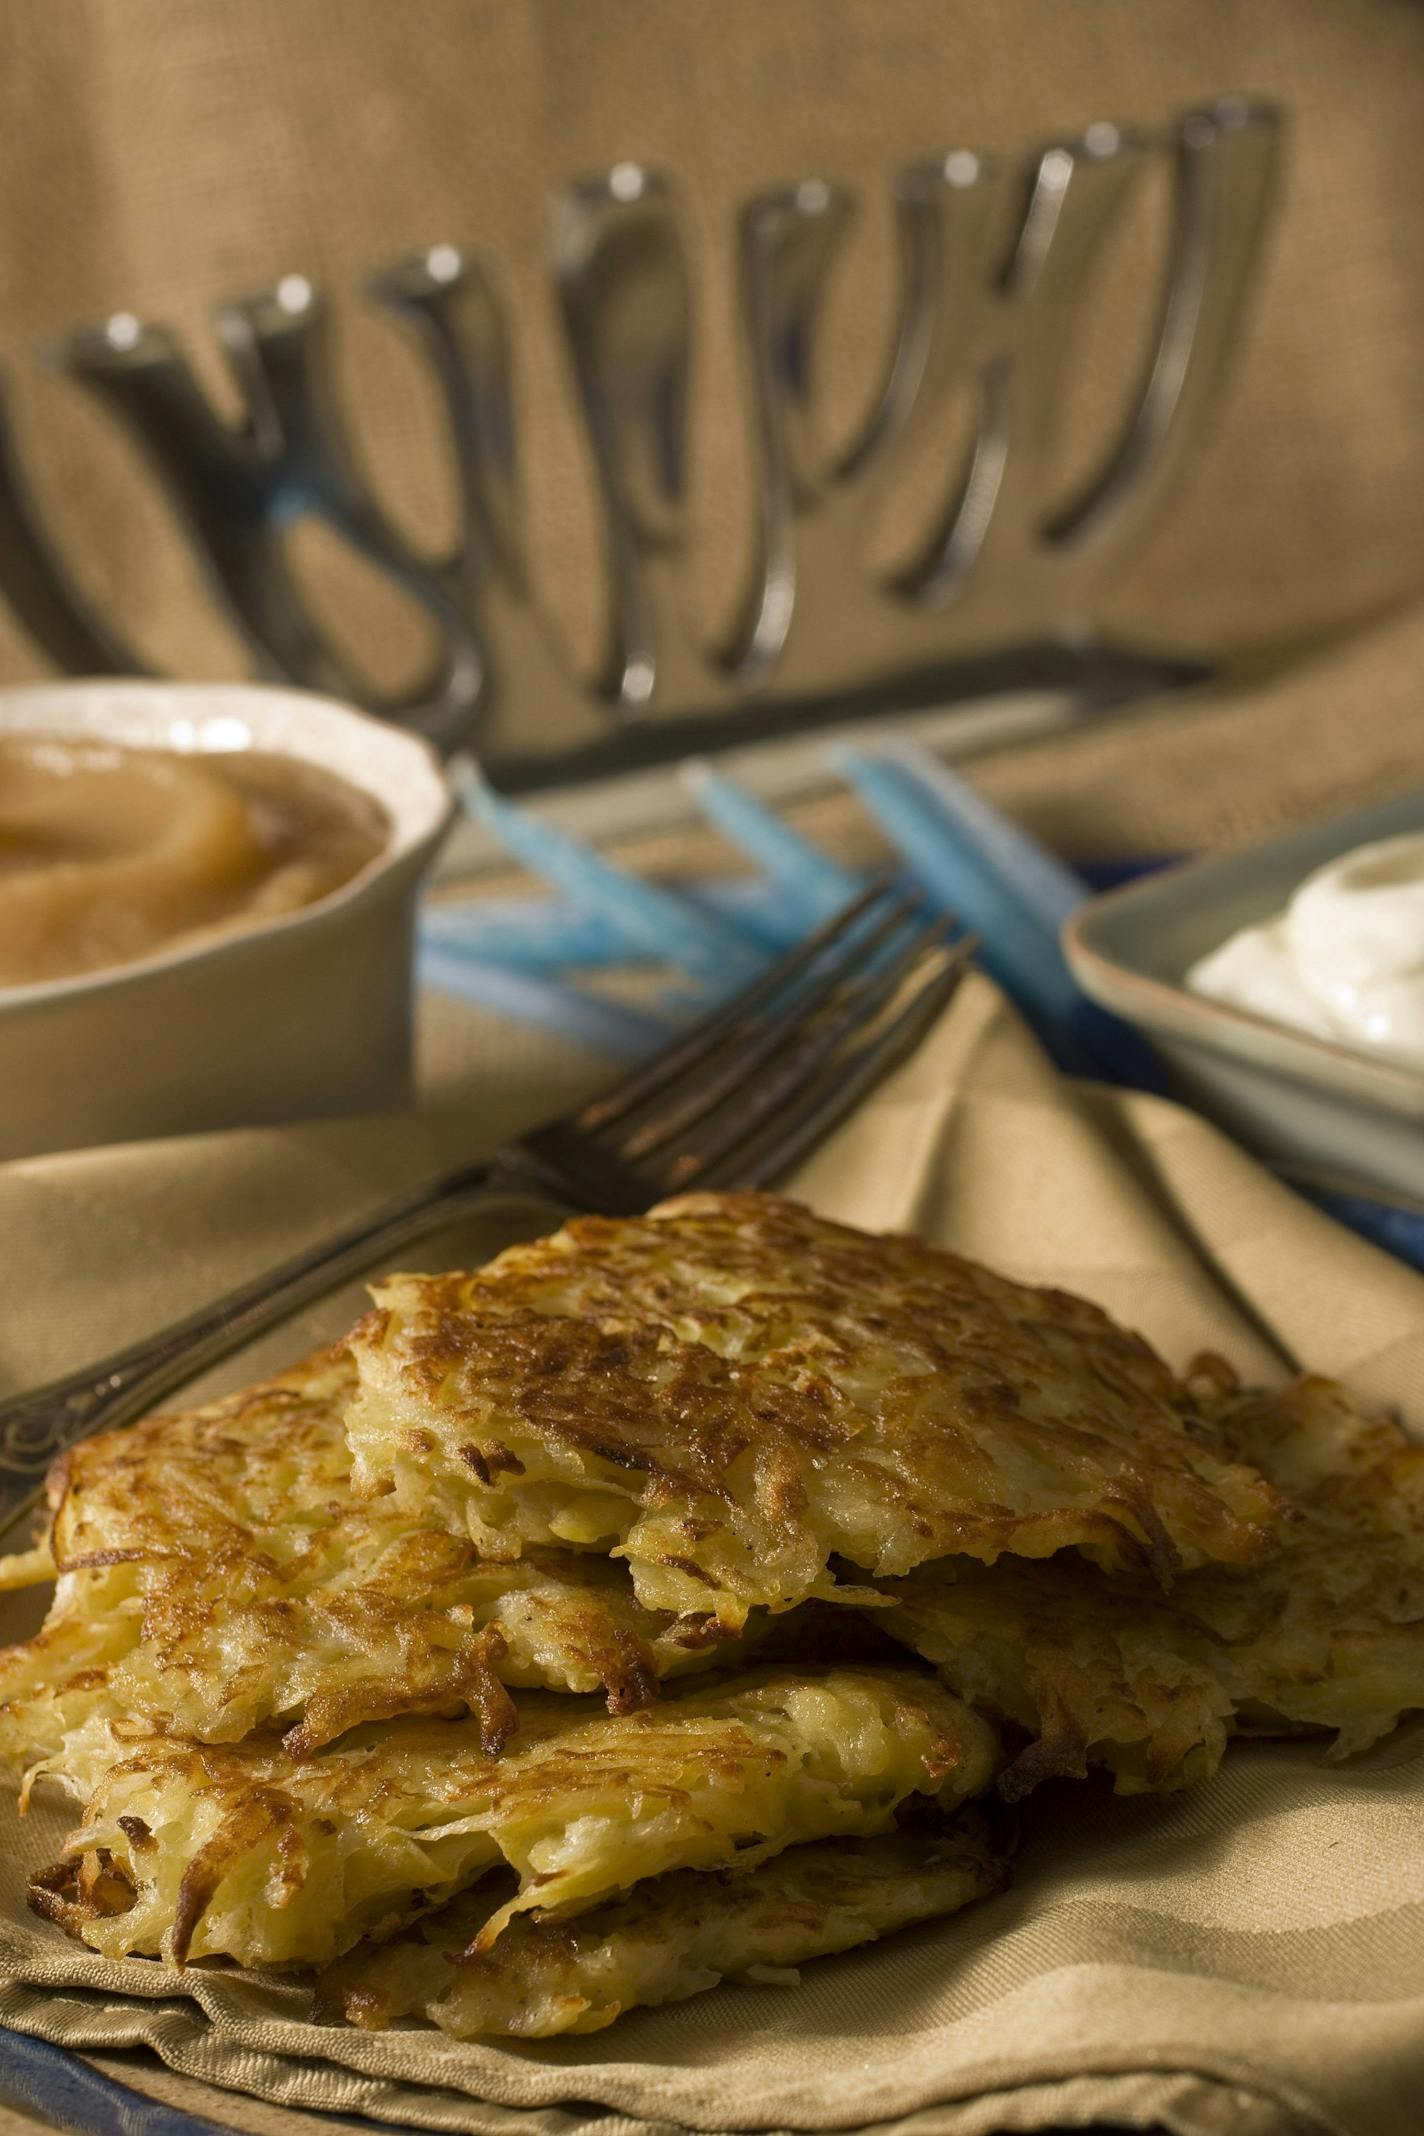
[{"xmin": 0, "ymin": 1157, "xmax": 529, "ymax": 1530}]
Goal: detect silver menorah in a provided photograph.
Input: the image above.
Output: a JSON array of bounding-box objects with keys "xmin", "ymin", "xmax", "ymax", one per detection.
[{"xmin": 0, "ymin": 97, "xmax": 1277, "ymax": 787}]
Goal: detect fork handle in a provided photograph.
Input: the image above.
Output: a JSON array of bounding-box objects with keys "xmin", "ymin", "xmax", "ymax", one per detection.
[{"xmin": 0, "ymin": 1157, "xmax": 520, "ymax": 1535}]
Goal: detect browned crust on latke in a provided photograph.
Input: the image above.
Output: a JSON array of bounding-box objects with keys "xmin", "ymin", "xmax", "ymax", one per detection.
[
  {"xmin": 1, "ymin": 1343, "xmax": 752, "ymax": 1775},
  {"xmin": 350, "ymin": 1194, "xmax": 1283, "ymax": 1616}
]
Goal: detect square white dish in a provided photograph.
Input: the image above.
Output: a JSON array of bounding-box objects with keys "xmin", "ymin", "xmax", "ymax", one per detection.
[{"xmin": 1062, "ymin": 790, "xmax": 1424, "ymax": 1203}]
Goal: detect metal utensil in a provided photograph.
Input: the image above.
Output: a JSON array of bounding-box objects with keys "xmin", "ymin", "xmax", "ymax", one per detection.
[
  {"xmin": 0, "ymin": 881, "xmax": 972, "ymax": 1532},
  {"xmin": 1, "ymin": 103, "xmax": 1277, "ymax": 773}
]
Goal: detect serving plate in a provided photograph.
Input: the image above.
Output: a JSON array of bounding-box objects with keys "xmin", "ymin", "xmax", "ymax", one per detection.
[
  {"xmin": 0, "ymin": 2029, "xmax": 234, "ymax": 2136},
  {"xmin": 1063, "ymin": 789, "xmax": 1424, "ymax": 1203}
]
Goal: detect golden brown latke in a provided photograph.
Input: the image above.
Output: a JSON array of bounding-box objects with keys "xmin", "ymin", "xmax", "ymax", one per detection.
[
  {"xmin": 346, "ymin": 1193, "xmax": 1281, "ymax": 1627},
  {"xmin": 29, "ymin": 1667, "xmax": 1000, "ymax": 1969},
  {"xmin": 1185, "ymin": 1371, "xmax": 1424, "ymax": 1753},
  {"xmin": 314, "ymin": 1813, "xmax": 1011, "ymax": 2039},
  {"xmin": 876, "ymin": 1557, "xmax": 1233, "ymax": 1799},
  {"xmin": 877, "ymin": 1371, "xmax": 1424, "ymax": 1795},
  {"xmin": 0, "ymin": 1348, "xmax": 752, "ymax": 1780}
]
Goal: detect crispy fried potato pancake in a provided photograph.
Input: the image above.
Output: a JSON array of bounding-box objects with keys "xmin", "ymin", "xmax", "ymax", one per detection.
[
  {"xmin": 0, "ymin": 1548, "xmax": 52, "ymax": 1594},
  {"xmin": 315, "ymin": 1814, "xmax": 1010, "ymax": 2039},
  {"xmin": 347, "ymin": 1193, "xmax": 1280, "ymax": 1626},
  {"xmin": 30, "ymin": 1667, "xmax": 998, "ymax": 1969},
  {"xmin": 877, "ymin": 1556, "xmax": 1233, "ymax": 1799},
  {"xmin": 878, "ymin": 1372, "xmax": 1424, "ymax": 1795},
  {"xmin": 1185, "ymin": 1372, "xmax": 1424, "ymax": 1753},
  {"xmin": 0, "ymin": 1348, "xmax": 753, "ymax": 1781}
]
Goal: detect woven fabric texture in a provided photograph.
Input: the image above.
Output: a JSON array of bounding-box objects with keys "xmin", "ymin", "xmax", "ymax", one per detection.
[{"xmin": 1, "ymin": 977, "xmax": 1421, "ymax": 2136}]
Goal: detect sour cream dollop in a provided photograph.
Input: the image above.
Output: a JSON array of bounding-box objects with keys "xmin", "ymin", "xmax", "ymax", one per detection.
[{"xmin": 1185, "ymin": 831, "xmax": 1424, "ymax": 1072}]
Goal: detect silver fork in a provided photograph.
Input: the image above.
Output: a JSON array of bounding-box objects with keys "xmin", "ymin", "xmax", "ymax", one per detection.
[{"xmin": 0, "ymin": 880, "xmax": 972, "ymax": 1530}]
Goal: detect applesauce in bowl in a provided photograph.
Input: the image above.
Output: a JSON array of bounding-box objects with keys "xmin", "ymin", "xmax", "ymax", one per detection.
[
  {"xmin": 0, "ymin": 739, "xmax": 388, "ymax": 989},
  {"xmin": 0, "ymin": 681, "xmax": 452, "ymax": 1159}
]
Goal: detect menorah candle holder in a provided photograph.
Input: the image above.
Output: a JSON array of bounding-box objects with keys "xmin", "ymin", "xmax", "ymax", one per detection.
[{"xmin": 0, "ymin": 97, "xmax": 1278, "ymax": 792}]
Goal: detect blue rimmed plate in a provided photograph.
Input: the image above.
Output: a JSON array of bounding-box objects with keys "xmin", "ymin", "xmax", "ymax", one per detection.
[{"xmin": 0, "ymin": 2027, "xmax": 232, "ymax": 2136}]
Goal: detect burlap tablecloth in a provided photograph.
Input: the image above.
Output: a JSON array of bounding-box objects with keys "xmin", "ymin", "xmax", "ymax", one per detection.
[
  {"xmin": 1, "ymin": 10, "xmax": 1421, "ymax": 2121},
  {"xmin": 1, "ymin": 0, "xmax": 1423, "ymax": 696},
  {"xmin": 1, "ymin": 968, "xmax": 1421, "ymax": 2136}
]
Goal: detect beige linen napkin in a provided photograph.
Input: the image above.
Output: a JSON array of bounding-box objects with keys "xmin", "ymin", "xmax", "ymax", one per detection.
[{"xmin": 1, "ymin": 975, "xmax": 1421, "ymax": 2136}]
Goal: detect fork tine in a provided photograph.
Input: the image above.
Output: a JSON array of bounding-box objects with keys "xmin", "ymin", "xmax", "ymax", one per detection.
[
  {"xmin": 677, "ymin": 933, "xmax": 976, "ymax": 1195},
  {"xmin": 648, "ymin": 912, "xmax": 967, "ymax": 1193},
  {"xmin": 615, "ymin": 888, "xmax": 928, "ymax": 1162},
  {"xmin": 570, "ymin": 873, "xmax": 896, "ymax": 1135}
]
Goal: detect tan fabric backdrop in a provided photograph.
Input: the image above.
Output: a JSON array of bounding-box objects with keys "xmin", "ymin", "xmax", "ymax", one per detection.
[
  {"xmin": 0, "ymin": 17, "xmax": 1421, "ymax": 2128},
  {"xmin": 0, "ymin": 0, "xmax": 1421, "ymax": 699}
]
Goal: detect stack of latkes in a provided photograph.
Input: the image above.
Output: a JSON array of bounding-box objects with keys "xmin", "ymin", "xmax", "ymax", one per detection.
[{"xmin": 3, "ymin": 1194, "xmax": 1421, "ymax": 2039}]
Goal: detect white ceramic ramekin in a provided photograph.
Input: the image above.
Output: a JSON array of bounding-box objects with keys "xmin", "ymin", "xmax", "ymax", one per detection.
[{"xmin": 0, "ymin": 681, "xmax": 453, "ymax": 1159}]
